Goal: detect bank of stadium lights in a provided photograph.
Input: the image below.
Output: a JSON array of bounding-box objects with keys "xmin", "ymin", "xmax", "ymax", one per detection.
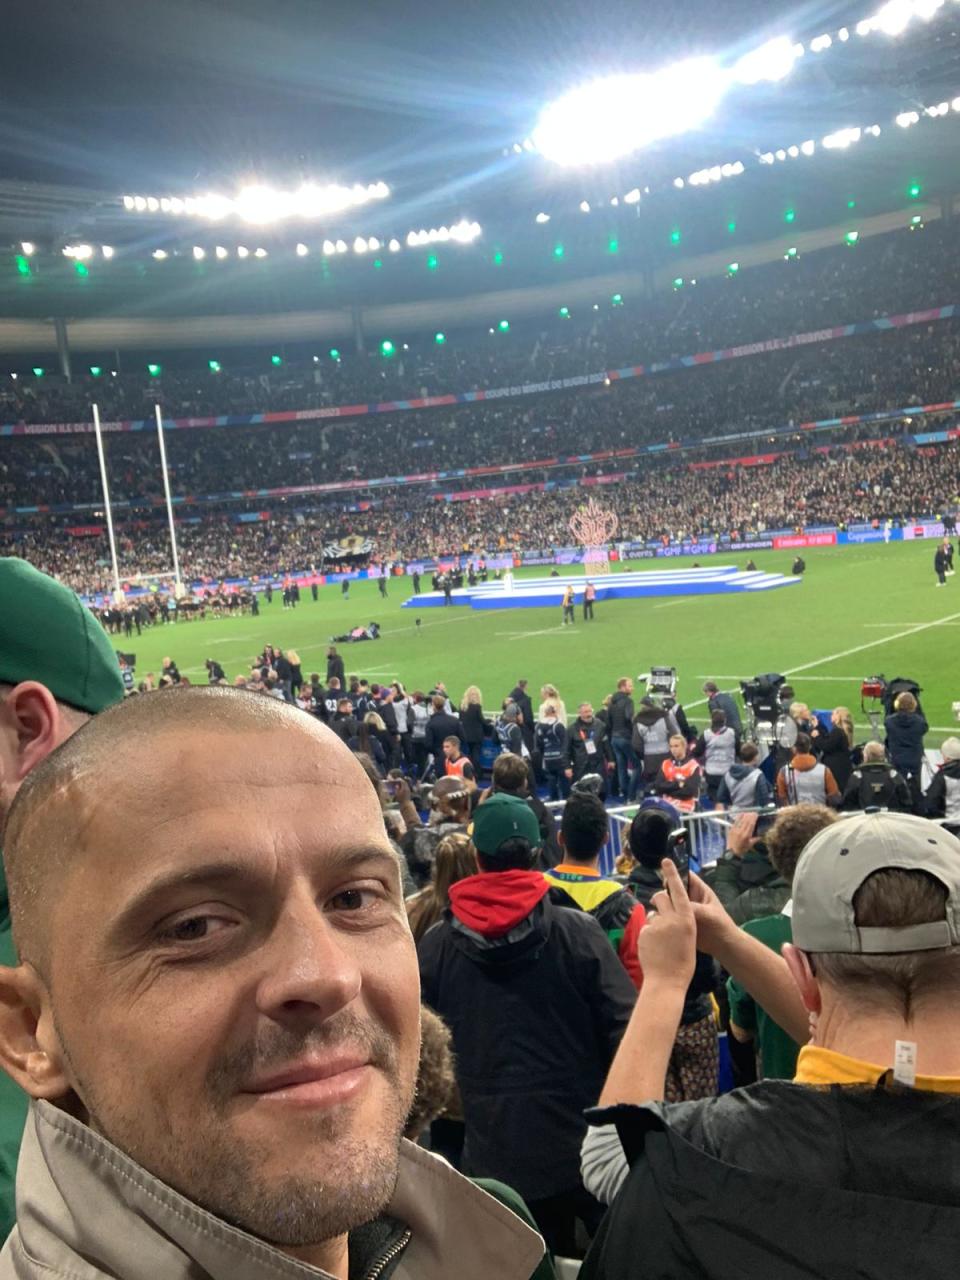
[
  {"xmin": 20, "ymin": 241, "xmax": 34, "ymax": 256},
  {"xmin": 192, "ymin": 246, "xmax": 205, "ymax": 260},
  {"xmin": 62, "ymin": 244, "xmax": 93, "ymax": 260},
  {"xmin": 121, "ymin": 181, "xmax": 391, "ymax": 224},
  {"xmin": 295, "ymin": 242, "xmax": 308, "ymax": 256}
]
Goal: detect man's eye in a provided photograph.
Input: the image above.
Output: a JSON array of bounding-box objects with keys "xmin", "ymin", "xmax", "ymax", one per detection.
[
  {"xmin": 160, "ymin": 915, "xmax": 234, "ymax": 943},
  {"xmin": 328, "ymin": 888, "xmax": 382, "ymax": 912}
]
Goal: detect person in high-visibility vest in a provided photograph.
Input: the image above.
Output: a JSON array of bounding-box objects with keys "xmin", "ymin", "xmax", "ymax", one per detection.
[{"xmin": 443, "ymin": 736, "xmax": 476, "ymax": 783}]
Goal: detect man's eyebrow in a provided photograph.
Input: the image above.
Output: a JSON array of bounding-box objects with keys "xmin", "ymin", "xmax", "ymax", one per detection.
[{"xmin": 110, "ymin": 847, "xmax": 402, "ymax": 932}]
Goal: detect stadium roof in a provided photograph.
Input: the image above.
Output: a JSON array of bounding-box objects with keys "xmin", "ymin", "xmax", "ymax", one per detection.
[{"xmin": 3, "ymin": 0, "xmax": 960, "ymax": 321}]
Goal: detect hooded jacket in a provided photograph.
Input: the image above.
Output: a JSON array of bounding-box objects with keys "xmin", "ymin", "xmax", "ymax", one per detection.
[
  {"xmin": 580, "ymin": 1083, "xmax": 960, "ymax": 1280},
  {"xmin": 0, "ymin": 1102, "xmax": 545, "ymax": 1280},
  {"xmin": 926, "ymin": 758, "xmax": 960, "ymax": 827},
  {"xmin": 608, "ymin": 691, "xmax": 635, "ymax": 739},
  {"xmin": 418, "ymin": 872, "xmax": 635, "ymax": 1200},
  {"xmin": 632, "ymin": 705, "xmax": 680, "ymax": 772}
]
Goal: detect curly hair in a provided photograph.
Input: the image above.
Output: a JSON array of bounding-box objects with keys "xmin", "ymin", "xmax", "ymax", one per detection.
[
  {"xmin": 405, "ymin": 1007, "xmax": 458, "ymax": 1140},
  {"xmin": 765, "ymin": 803, "xmax": 838, "ymax": 884}
]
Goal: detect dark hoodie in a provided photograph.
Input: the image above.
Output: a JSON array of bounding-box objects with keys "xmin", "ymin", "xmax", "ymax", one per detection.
[
  {"xmin": 418, "ymin": 872, "xmax": 636, "ymax": 1201},
  {"xmin": 608, "ymin": 690, "xmax": 635, "ymax": 738}
]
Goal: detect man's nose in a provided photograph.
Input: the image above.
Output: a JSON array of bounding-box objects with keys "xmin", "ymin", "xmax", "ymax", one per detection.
[{"xmin": 255, "ymin": 886, "xmax": 363, "ymax": 1022}]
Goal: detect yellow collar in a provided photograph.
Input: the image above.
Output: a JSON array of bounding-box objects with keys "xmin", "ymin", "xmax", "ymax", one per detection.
[{"xmin": 795, "ymin": 1045, "xmax": 960, "ymax": 1094}]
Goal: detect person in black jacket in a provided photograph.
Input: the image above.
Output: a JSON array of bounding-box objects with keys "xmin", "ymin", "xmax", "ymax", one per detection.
[
  {"xmin": 579, "ymin": 812, "xmax": 960, "ymax": 1280},
  {"xmin": 459, "ymin": 686, "xmax": 487, "ymax": 770},
  {"xmin": 885, "ymin": 690, "xmax": 928, "ymax": 809},
  {"xmin": 566, "ymin": 703, "xmax": 613, "ymax": 794},
  {"xmin": 325, "ymin": 645, "xmax": 345, "ymax": 687},
  {"xmin": 809, "ymin": 705, "xmax": 855, "ymax": 792},
  {"xmin": 842, "ymin": 741, "xmax": 913, "ymax": 812},
  {"xmin": 607, "ymin": 678, "xmax": 637, "ymax": 801},
  {"xmin": 424, "ymin": 694, "xmax": 466, "ymax": 764},
  {"xmin": 935, "ymin": 541, "xmax": 949, "ymax": 585},
  {"xmin": 509, "ymin": 680, "xmax": 536, "ymax": 757},
  {"xmin": 489, "ymin": 751, "xmax": 560, "ymax": 867},
  {"xmin": 419, "ymin": 793, "xmax": 635, "ymax": 1259}
]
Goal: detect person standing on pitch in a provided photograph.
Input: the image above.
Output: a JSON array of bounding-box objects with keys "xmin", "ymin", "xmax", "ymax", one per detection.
[
  {"xmin": 583, "ymin": 581, "xmax": 596, "ymax": 621},
  {"xmin": 379, "ymin": 572, "xmax": 388, "ymax": 598},
  {"xmin": 935, "ymin": 541, "xmax": 949, "ymax": 586},
  {"xmin": 562, "ymin": 584, "xmax": 576, "ymax": 626}
]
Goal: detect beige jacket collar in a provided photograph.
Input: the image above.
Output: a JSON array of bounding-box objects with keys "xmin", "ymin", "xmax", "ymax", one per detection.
[{"xmin": 1, "ymin": 1102, "xmax": 544, "ymax": 1280}]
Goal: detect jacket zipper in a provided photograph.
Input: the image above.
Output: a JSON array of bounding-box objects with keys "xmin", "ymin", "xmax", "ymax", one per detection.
[{"xmin": 364, "ymin": 1228, "xmax": 412, "ymax": 1280}]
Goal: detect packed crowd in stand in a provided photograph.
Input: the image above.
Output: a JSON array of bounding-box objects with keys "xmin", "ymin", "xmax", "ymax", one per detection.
[
  {"xmin": 3, "ymin": 556, "xmax": 960, "ymax": 1277},
  {"xmin": 4, "ymin": 431, "xmax": 958, "ymax": 593}
]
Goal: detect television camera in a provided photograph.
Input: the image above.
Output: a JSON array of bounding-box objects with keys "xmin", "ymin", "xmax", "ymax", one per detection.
[{"xmin": 740, "ymin": 673, "xmax": 796, "ymax": 750}]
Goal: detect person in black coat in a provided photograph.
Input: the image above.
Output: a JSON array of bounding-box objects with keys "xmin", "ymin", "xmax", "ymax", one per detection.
[
  {"xmin": 885, "ymin": 690, "xmax": 928, "ymax": 807},
  {"xmin": 326, "ymin": 646, "xmax": 346, "ymax": 687},
  {"xmin": 510, "ymin": 680, "xmax": 536, "ymax": 755},
  {"xmin": 810, "ymin": 707, "xmax": 855, "ymax": 792},
  {"xmin": 424, "ymin": 695, "xmax": 466, "ymax": 760},
  {"xmin": 459, "ymin": 687, "xmax": 487, "ymax": 769},
  {"xmin": 935, "ymin": 542, "xmax": 949, "ymax": 586}
]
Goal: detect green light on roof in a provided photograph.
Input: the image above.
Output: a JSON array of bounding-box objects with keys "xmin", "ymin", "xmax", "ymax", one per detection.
[
  {"xmin": 784, "ymin": 208, "xmax": 796, "ymax": 223},
  {"xmin": 147, "ymin": 363, "xmax": 161, "ymax": 377},
  {"xmin": 380, "ymin": 339, "xmax": 395, "ymax": 357},
  {"xmin": 270, "ymin": 354, "xmax": 282, "ymax": 366},
  {"xmin": 845, "ymin": 230, "xmax": 859, "ymax": 245},
  {"xmin": 427, "ymin": 253, "xmax": 438, "ymax": 271},
  {"xmin": 15, "ymin": 255, "xmax": 30, "ymax": 277},
  {"xmin": 373, "ymin": 257, "xmax": 383, "ymax": 270},
  {"xmin": 434, "ymin": 332, "xmax": 446, "ymax": 344},
  {"xmin": 559, "ymin": 306, "xmax": 570, "ymax": 317},
  {"xmin": 670, "ymin": 228, "xmax": 681, "ymax": 244},
  {"xmin": 329, "ymin": 348, "xmax": 341, "ymax": 360},
  {"xmin": 672, "ymin": 277, "xmax": 683, "ymax": 289},
  {"xmin": 911, "ymin": 214, "xmax": 923, "ymax": 226},
  {"xmin": 553, "ymin": 243, "xmax": 565, "ymax": 258},
  {"xmin": 493, "ymin": 250, "xmax": 503, "ymax": 265},
  {"xmin": 727, "ymin": 220, "xmax": 736, "ymax": 233},
  {"xmin": 607, "ymin": 237, "xmax": 619, "ymax": 254},
  {"xmin": 32, "ymin": 367, "xmax": 44, "ymax": 377},
  {"xmin": 498, "ymin": 319, "xmax": 510, "ymax": 332},
  {"xmin": 847, "ymin": 198, "xmax": 856, "ymax": 209},
  {"xmin": 908, "ymin": 182, "xmax": 921, "ymax": 199},
  {"xmin": 727, "ymin": 262, "xmax": 740, "ymax": 275},
  {"xmin": 611, "ymin": 293, "xmax": 623, "ymax": 306},
  {"xmin": 208, "ymin": 360, "xmax": 221, "ymax": 373},
  {"xmin": 785, "ymin": 246, "xmax": 798, "ymax": 258},
  {"xmin": 89, "ymin": 365, "xmax": 102, "ymax": 377},
  {"xmin": 75, "ymin": 262, "xmax": 88, "ymax": 276}
]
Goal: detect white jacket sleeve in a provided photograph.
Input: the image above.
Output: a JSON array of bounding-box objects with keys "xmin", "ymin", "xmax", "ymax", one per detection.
[{"xmin": 580, "ymin": 1122, "xmax": 630, "ymax": 1206}]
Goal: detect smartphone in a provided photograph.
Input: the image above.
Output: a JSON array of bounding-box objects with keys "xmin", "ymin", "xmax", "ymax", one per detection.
[{"xmin": 666, "ymin": 828, "xmax": 689, "ymax": 889}]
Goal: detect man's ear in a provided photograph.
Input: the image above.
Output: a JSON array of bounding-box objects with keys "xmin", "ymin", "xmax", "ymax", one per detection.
[
  {"xmin": 782, "ymin": 943, "xmax": 822, "ymax": 1016},
  {"xmin": 2, "ymin": 683, "xmax": 65, "ymax": 784},
  {"xmin": 0, "ymin": 965, "xmax": 71, "ymax": 1100}
]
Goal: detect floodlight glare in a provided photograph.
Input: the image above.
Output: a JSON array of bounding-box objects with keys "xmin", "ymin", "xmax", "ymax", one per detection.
[
  {"xmin": 296, "ymin": 242, "xmax": 309, "ymax": 256},
  {"xmin": 192, "ymin": 246, "xmax": 206, "ymax": 260},
  {"xmin": 535, "ymin": 211, "xmax": 551, "ymax": 223},
  {"xmin": 236, "ymin": 245, "xmax": 250, "ymax": 258},
  {"xmin": 733, "ymin": 37, "xmax": 799, "ymax": 85},
  {"xmin": 20, "ymin": 242, "xmax": 35, "ymax": 256},
  {"xmin": 101, "ymin": 245, "xmax": 115, "ymax": 259},
  {"xmin": 531, "ymin": 59, "xmax": 728, "ymax": 166},
  {"xmin": 215, "ymin": 245, "xmax": 229, "ymax": 259}
]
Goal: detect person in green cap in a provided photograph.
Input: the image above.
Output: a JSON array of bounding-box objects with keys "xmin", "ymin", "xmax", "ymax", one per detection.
[
  {"xmin": 418, "ymin": 791, "xmax": 635, "ymax": 1262},
  {"xmin": 0, "ymin": 557, "xmax": 124, "ymax": 1238}
]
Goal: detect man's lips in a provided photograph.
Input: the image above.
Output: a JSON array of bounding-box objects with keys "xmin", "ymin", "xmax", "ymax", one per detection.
[{"xmin": 243, "ymin": 1055, "xmax": 373, "ymax": 1104}]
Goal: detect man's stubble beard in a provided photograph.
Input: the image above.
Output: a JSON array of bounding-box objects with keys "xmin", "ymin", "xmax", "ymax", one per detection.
[{"xmin": 59, "ymin": 1009, "xmax": 415, "ymax": 1248}]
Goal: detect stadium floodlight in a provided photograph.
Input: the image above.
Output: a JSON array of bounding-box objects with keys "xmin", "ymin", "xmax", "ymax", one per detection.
[
  {"xmin": 8, "ymin": 373, "xmax": 15, "ymax": 381},
  {"xmin": 146, "ymin": 197, "xmax": 159, "ymax": 212},
  {"xmin": 810, "ymin": 33, "xmax": 833, "ymax": 51},
  {"xmin": 20, "ymin": 241, "xmax": 35, "ymax": 256},
  {"xmin": 133, "ymin": 196, "xmax": 147, "ymax": 212},
  {"xmin": 896, "ymin": 110, "xmax": 920, "ymax": 127},
  {"xmin": 388, "ymin": 238, "xmax": 401, "ymax": 252},
  {"xmin": 122, "ymin": 196, "xmax": 135, "ymax": 210},
  {"xmin": 254, "ymin": 247, "xmax": 267, "ymax": 258},
  {"xmin": 192, "ymin": 246, "xmax": 205, "ymax": 260},
  {"xmin": 353, "ymin": 236, "xmax": 368, "ymax": 254},
  {"xmin": 215, "ymin": 245, "xmax": 228, "ymax": 259},
  {"xmin": 624, "ymin": 187, "xmax": 642, "ymax": 202},
  {"xmin": 323, "ymin": 239, "xmax": 336, "ymax": 255},
  {"xmin": 801, "ymin": 139, "xmax": 816, "ymax": 155},
  {"xmin": 531, "ymin": 59, "xmax": 728, "ymax": 166},
  {"xmin": 579, "ymin": 200, "xmax": 591, "ymax": 212},
  {"xmin": 236, "ymin": 245, "xmax": 249, "ymax": 258},
  {"xmin": 535, "ymin": 211, "xmax": 551, "ymax": 223},
  {"xmin": 63, "ymin": 244, "xmax": 93, "ymax": 260},
  {"xmin": 732, "ymin": 36, "xmax": 799, "ymax": 85},
  {"xmin": 295, "ymin": 242, "xmax": 309, "ymax": 256},
  {"xmin": 368, "ymin": 236, "xmax": 380, "ymax": 252},
  {"xmin": 448, "ymin": 219, "xmax": 482, "ymax": 243},
  {"xmin": 335, "ymin": 240, "xmax": 348, "ymax": 253},
  {"xmin": 122, "ymin": 180, "xmax": 391, "ymax": 224},
  {"xmin": 101, "ymin": 245, "xmax": 115, "ymax": 259},
  {"xmin": 610, "ymin": 196, "xmax": 619, "ymax": 206},
  {"xmin": 823, "ymin": 126, "xmax": 861, "ymax": 148}
]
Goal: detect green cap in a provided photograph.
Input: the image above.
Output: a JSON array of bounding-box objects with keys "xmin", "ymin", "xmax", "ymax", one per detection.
[
  {"xmin": 0, "ymin": 558, "xmax": 125, "ymax": 714},
  {"xmin": 471, "ymin": 793, "xmax": 542, "ymax": 856},
  {"xmin": 792, "ymin": 812, "xmax": 960, "ymax": 955}
]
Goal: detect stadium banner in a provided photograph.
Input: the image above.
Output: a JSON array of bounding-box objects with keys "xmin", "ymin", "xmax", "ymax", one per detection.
[
  {"xmin": 773, "ymin": 533, "xmax": 837, "ymax": 549},
  {"xmin": 655, "ymin": 541, "xmax": 718, "ymax": 557},
  {"xmin": 3, "ymin": 302, "xmax": 957, "ymax": 443},
  {"xmin": 902, "ymin": 521, "xmax": 946, "ymax": 540}
]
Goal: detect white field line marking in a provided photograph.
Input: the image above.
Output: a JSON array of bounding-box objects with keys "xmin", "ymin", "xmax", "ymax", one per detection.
[
  {"xmin": 863, "ymin": 621, "xmax": 960, "ymax": 628},
  {"xmin": 688, "ymin": 608, "xmax": 960, "ymax": 710},
  {"xmin": 698, "ymin": 674, "xmax": 868, "ymax": 682},
  {"xmin": 654, "ymin": 599, "xmax": 697, "ymax": 609},
  {"xmin": 495, "ymin": 625, "xmax": 575, "ymax": 639}
]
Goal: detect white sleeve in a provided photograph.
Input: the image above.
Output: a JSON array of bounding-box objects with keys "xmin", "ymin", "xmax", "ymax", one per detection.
[{"xmin": 580, "ymin": 1122, "xmax": 630, "ymax": 1206}]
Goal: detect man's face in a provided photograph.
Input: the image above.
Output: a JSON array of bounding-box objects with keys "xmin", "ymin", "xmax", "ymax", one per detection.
[
  {"xmin": 580, "ymin": 704, "xmax": 594, "ymax": 723},
  {"xmin": 442, "ymin": 741, "xmax": 457, "ymax": 760},
  {"xmin": 670, "ymin": 738, "xmax": 686, "ymax": 760},
  {"xmin": 40, "ymin": 726, "xmax": 420, "ymax": 1248}
]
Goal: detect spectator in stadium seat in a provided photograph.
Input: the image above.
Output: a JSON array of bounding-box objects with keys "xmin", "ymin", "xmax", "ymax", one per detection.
[
  {"xmin": 543, "ymin": 791, "xmax": 646, "ymax": 981},
  {"xmin": 843, "ymin": 740, "xmax": 913, "ymax": 813},
  {"xmin": 579, "ymin": 813, "xmax": 960, "ymax": 1279},
  {"xmin": 418, "ymin": 793, "xmax": 635, "ymax": 1259},
  {"xmin": 701, "ymin": 681, "xmax": 742, "ymax": 736},
  {"xmin": 706, "ymin": 811, "xmax": 790, "ymax": 926},
  {"xmin": 727, "ymin": 804, "xmax": 838, "ymax": 1080},
  {"xmin": 401, "ymin": 776, "xmax": 472, "ymax": 890},
  {"xmin": 775, "ymin": 732, "xmax": 841, "ymax": 807},
  {"xmin": 924, "ymin": 736, "xmax": 960, "ymax": 835},
  {"xmin": 885, "ymin": 691, "xmax": 928, "ymax": 808},
  {"xmin": 0, "ymin": 558, "xmax": 124, "ymax": 1242},
  {"xmin": 715, "ymin": 740, "xmax": 773, "ymax": 811},
  {"xmin": 0, "ymin": 690, "xmax": 545, "ymax": 1280}
]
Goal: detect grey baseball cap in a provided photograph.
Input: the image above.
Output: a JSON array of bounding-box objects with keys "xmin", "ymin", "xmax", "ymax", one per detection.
[{"xmin": 792, "ymin": 812, "xmax": 960, "ymax": 955}]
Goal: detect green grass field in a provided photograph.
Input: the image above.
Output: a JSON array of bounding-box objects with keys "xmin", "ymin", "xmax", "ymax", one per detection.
[{"xmin": 121, "ymin": 543, "xmax": 960, "ymax": 744}]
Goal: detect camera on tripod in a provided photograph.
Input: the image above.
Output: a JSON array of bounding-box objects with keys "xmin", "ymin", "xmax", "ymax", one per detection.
[{"xmin": 645, "ymin": 666, "xmax": 678, "ymax": 708}]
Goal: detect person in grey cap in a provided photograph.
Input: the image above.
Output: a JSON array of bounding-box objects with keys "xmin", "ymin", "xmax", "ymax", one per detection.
[{"xmin": 578, "ymin": 811, "xmax": 960, "ymax": 1279}]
